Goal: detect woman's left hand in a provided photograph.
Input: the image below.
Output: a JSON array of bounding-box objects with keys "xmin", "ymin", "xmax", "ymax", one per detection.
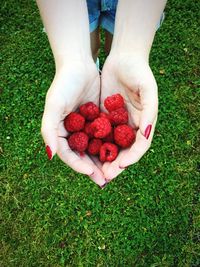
[{"xmin": 100, "ymin": 53, "xmax": 158, "ymax": 181}]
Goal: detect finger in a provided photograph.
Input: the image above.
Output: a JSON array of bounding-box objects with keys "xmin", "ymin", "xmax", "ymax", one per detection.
[
  {"xmin": 41, "ymin": 95, "xmax": 65, "ymax": 159},
  {"xmin": 79, "ymin": 153, "xmax": 106, "ymax": 187},
  {"xmin": 90, "ymin": 155, "xmax": 103, "ymax": 170},
  {"xmin": 58, "ymin": 121, "xmax": 68, "ymax": 137},
  {"xmin": 126, "ymin": 103, "xmax": 140, "ymax": 129},
  {"xmin": 119, "ymin": 119, "xmax": 157, "ymax": 168},
  {"xmin": 139, "ymin": 75, "xmax": 158, "ymax": 139},
  {"xmin": 102, "ymin": 149, "xmax": 127, "ymax": 181},
  {"xmin": 102, "ymin": 161, "xmax": 123, "ymax": 182},
  {"xmin": 57, "ymin": 137, "xmax": 94, "ymax": 176}
]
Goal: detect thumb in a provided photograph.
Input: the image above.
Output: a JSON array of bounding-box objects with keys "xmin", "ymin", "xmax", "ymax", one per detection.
[
  {"xmin": 139, "ymin": 77, "xmax": 158, "ymax": 140},
  {"xmin": 41, "ymin": 96, "xmax": 64, "ymax": 160}
]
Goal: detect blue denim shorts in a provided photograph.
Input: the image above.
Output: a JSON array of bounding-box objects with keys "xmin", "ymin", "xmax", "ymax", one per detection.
[{"xmin": 86, "ymin": 0, "xmax": 165, "ymax": 34}]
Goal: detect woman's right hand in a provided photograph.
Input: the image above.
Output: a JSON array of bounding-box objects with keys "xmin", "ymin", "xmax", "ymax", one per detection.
[{"xmin": 41, "ymin": 60, "xmax": 106, "ymax": 187}]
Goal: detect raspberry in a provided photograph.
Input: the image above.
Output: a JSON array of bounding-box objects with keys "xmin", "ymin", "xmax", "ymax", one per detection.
[
  {"xmin": 88, "ymin": 138, "xmax": 102, "ymax": 156},
  {"xmin": 90, "ymin": 117, "xmax": 111, "ymax": 139},
  {"xmin": 64, "ymin": 112, "xmax": 85, "ymax": 132},
  {"xmin": 109, "ymin": 107, "xmax": 128, "ymax": 125},
  {"xmin": 114, "ymin": 124, "xmax": 136, "ymax": 148},
  {"xmin": 61, "ymin": 93, "xmax": 135, "ymax": 162},
  {"xmin": 104, "ymin": 93, "xmax": 124, "ymax": 112},
  {"xmin": 99, "ymin": 112, "xmax": 110, "ymax": 120},
  {"xmin": 79, "ymin": 102, "xmax": 100, "ymax": 121},
  {"xmin": 84, "ymin": 122, "xmax": 94, "ymax": 138},
  {"xmin": 68, "ymin": 132, "xmax": 88, "ymax": 152},
  {"xmin": 103, "ymin": 129, "xmax": 114, "ymax": 142},
  {"xmin": 99, "ymin": 143, "xmax": 118, "ymax": 162}
]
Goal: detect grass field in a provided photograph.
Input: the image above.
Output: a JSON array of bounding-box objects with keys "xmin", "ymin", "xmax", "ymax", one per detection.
[{"xmin": 1, "ymin": 0, "xmax": 200, "ymax": 266}]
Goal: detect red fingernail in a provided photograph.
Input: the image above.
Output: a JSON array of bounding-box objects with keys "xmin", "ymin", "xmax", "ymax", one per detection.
[
  {"xmin": 46, "ymin": 145, "xmax": 52, "ymax": 160},
  {"xmin": 144, "ymin": 124, "xmax": 152, "ymax": 139}
]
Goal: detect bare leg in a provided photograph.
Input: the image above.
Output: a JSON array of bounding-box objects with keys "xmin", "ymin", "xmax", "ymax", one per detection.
[
  {"xmin": 90, "ymin": 27, "xmax": 100, "ymax": 62},
  {"xmin": 104, "ymin": 30, "xmax": 113, "ymax": 56}
]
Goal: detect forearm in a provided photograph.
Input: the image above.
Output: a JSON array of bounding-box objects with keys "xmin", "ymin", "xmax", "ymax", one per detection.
[
  {"xmin": 111, "ymin": 0, "xmax": 167, "ymax": 60},
  {"xmin": 36, "ymin": 0, "xmax": 92, "ymax": 68}
]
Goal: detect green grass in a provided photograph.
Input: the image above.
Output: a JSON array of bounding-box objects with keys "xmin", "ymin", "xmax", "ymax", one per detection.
[{"xmin": 1, "ymin": 0, "xmax": 200, "ymax": 266}]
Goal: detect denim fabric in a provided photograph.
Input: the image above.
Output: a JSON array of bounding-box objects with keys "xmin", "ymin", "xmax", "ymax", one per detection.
[
  {"xmin": 86, "ymin": 0, "xmax": 164, "ymax": 34},
  {"xmin": 86, "ymin": 0, "xmax": 118, "ymax": 34}
]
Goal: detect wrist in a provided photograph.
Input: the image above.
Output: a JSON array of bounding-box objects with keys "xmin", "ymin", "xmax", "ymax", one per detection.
[
  {"xmin": 37, "ymin": 0, "xmax": 93, "ymax": 71},
  {"xmin": 111, "ymin": 0, "xmax": 167, "ymax": 61},
  {"xmin": 111, "ymin": 29, "xmax": 151, "ymax": 61},
  {"xmin": 111, "ymin": 24, "xmax": 151, "ymax": 61},
  {"xmin": 55, "ymin": 54, "xmax": 94, "ymax": 72},
  {"xmin": 109, "ymin": 50, "xmax": 149, "ymax": 64}
]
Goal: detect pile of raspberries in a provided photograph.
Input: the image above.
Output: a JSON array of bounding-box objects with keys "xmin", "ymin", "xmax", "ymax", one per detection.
[{"xmin": 64, "ymin": 94, "xmax": 136, "ymax": 162}]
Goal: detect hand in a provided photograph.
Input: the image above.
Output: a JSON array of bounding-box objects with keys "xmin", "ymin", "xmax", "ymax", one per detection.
[
  {"xmin": 41, "ymin": 59, "xmax": 106, "ymax": 187},
  {"xmin": 100, "ymin": 53, "xmax": 158, "ymax": 181}
]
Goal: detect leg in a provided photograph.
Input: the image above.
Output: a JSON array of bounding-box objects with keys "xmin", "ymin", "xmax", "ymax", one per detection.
[
  {"xmin": 104, "ymin": 30, "xmax": 113, "ymax": 56},
  {"xmin": 90, "ymin": 27, "xmax": 100, "ymax": 62}
]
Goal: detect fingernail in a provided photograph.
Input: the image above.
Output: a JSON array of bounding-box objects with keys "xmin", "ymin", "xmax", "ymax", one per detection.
[
  {"xmin": 100, "ymin": 182, "xmax": 107, "ymax": 189},
  {"xmin": 144, "ymin": 124, "xmax": 152, "ymax": 139},
  {"xmin": 79, "ymin": 152, "xmax": 85, "ymax": 157},
  {"xmin": 46, "ymin": 145, "xmax": 52, "ymax": 160},
  {"xmin": 119, "ymin": 166, "xmax": 127, "ymax": 170}
]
